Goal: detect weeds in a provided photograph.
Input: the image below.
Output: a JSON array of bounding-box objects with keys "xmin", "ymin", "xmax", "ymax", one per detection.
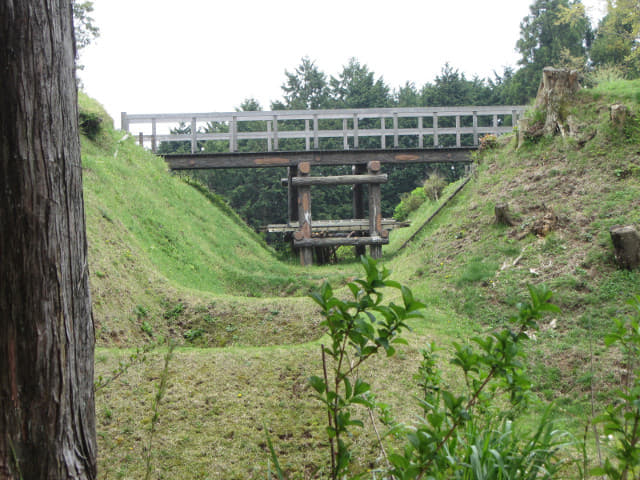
[
  {"xmin": 592, "ymin": 296, "xmax": 640, "ymax": 479},
  {"xmin": 144, "ymin": 341, "xmax": 176, "ymax": 480}
]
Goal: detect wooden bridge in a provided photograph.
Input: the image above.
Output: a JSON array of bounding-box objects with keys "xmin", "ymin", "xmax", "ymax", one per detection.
[{"xmin": 122, "ymin": 105, "xmax": 526, "ymax": 265}]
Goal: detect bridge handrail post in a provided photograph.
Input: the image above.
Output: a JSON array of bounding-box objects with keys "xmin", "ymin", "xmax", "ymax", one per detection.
[
  {"xmin": 267, "ymin": 121, "xmax": 272, "ymax": 152},
  {"xmin": 191, "ymin": 117, "xmax": 197, "ymax": 154},
  {"xmin": 433, "ymin": 112, "xmax": 439, "ymax": 147},
  {"xmin": 493, "ymin": 114, "xmax": 499, "ymax": 135},
  {"xmin": 380, "ymin": 116, "xmax": 386, "ymax": 148},
  {"xmin": 473, "ymin": 111, "xmax": 478, "ymax": 146},
  {"xmin": 313, "ymin": 114, "xmax": 319, "ymax": 149},
  {"xmin": 393, "ymin": 113, "xmax": 399, "ymax": 148},
  {"xmin": 418, "ymin": 116, "xmax": 424, "ymax": 148},
  {"xmin": 151, "ymin": 118, "xmax": 157, "ymax": 153},
  {"xmin": 455, "ymin": 115, "xmax": 461, "ymax": 148},
  {"xmin": 272, "ymin": 115, "xmax": 279, "ymax": 151},
  {"xmin": 305, "ymin": 120, "xmax": 310, "ymax": 150},
  {"xmin": 353, "ymin": 114, "xmax": 359, "ymax": 149},
  {"xmin": 121, "ymin": 112, "xmax": 129, "ymax": 132},
  {"xmin": 343, "ymin": 118, "xmax": 349, "ymax": 150}
]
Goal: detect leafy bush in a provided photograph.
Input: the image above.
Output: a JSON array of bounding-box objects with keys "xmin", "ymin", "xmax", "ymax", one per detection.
[
  {"xmin": 394, "ymin": 188, "xmax": 427, "ymax": 221},
  {"xmin": 303, "ymin": 257, "xmax": 567, "ymax": 479},
  {"xmin": 79, "ymin": 110, "xmax": 103, "ymax": 140},
  {"xmin": 423, "ymin": 174, "xmax": 446, "ymax": 201},
  {"xmin": 592, "ymin": 296, "xmax": 640, "ymax": 480}
]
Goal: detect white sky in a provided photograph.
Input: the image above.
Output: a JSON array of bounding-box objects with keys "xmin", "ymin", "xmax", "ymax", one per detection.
[{"xmin": 79, "ymin": 0, "xmax": 607, "ymax": 129}]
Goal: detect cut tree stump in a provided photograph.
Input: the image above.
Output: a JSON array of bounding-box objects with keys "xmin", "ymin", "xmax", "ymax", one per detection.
[
  {"xmin": 610, "ymin": 104, "xmax": 629, "ymax": 132},
  {"xmin": 610, "ymin": 225, "xmax": 640, "ymax": 270},
  {"xmin": 495, "ymin": 203, "xmax": 516, "ymax": 226},
  {"xmin": 534, "ymin": 67, "xmax": 581, "ymax": 137}
]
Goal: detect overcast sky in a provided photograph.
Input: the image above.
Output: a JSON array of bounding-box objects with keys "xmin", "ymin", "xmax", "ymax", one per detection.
[{"xmin": 79, "ymin": 0, "xmax": 606, "ymax": 128}]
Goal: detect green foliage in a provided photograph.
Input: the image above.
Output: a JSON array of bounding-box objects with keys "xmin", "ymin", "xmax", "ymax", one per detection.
[
  {"xmin": 72, "ymin": 1, "xmax": 99, "ymax": 53},
  {"xmin": 183, "ymin": 328, "xmax": 204, "ymax": 342},
  {"xmin": 387, "ymin": 285, "xmax": 566, "ymax": 480},
  {"xmin": 163, "ymin": 302, "xmax": 184, "ymax": 321},
  {"xmin": 144, "ymin": 341, "xmax": 175, "ymax": 480},
  {"xmin": 592, "ymin": 295, "xmax": 640, "ymax": 479},
  {"xmin": 306, "ymin": 260, "xmax": 568, "ymax": 479},
  {"xmin": 308, "ymin": 256, "xmax": 423, "ymax": 479},
  {"xmin": 79, "ymin": 110, "xmax": 103, "ymax": 140},
  {"xmin": 590, "ymin": 0, "xmax": 640, "ymax": 78},
  {"xmin": 422, "ymin": 174, "xmax": 446, "ymax": 202},
  {"xmin": 394, "ymin": 188, "xmax": 427, "ymax": 221},
  {"xmin": 515, "ymin": 0, "xmax": 592, "ymax": 99}
]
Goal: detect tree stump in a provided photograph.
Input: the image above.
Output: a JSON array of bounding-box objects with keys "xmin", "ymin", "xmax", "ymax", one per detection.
[
  {"xmin": 610, "ymin": 225, "xmax": 640, "ymax": 270},
  {"xmin": 610, "ymin": 104, "xmax": 629, "ymax": 132},
  {"xmin": 495, "ymin": 203, "xmax": 516, "ymax": 226},
  {"xmin": 534, "ymin": 67, "xmax": 581, "ymax": 137}
]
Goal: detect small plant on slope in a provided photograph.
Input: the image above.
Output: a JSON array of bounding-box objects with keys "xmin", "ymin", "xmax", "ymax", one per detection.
[
  {"xmin": 308, "ymin": 257, "xmax": 570, "ymax": 479},
  {"xmin": 387, "ymin": 285, "xmax": 569, "ymax": 480},
  {"xmin": 309, "ymin": 256, "xmax": 424, "ymax": 479},
  {"xmin": 592, "ymin": 295, "xmax": 640, "ymax": 480}
]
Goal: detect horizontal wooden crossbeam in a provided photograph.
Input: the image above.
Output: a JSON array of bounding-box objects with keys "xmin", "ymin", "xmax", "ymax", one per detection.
[
  {"xmin": 293, "ymin": 236, "xmax": 389, "ymax": 248},
  {"xmin": 289, "ymin": 174, "xmax": 388, "ymax": 186},
  {"xmin": 265, "ymin": 218, "xmax": 408, "ymax": 233},
  {"xmin": 165, "ymin": 147, "xmax": 474, "ymax": 169}
]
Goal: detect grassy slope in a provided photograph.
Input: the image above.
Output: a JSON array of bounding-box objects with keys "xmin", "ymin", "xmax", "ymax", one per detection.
[
  {"xmin": 90, "ymin": 81, "xmax": 640, "ymax": 478},
  {"xmin": 80, "ymin": 93, "xmax": 348, "ymax": 347}
]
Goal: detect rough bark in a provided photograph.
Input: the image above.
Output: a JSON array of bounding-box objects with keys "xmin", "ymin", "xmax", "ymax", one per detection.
[
  {"xmin": 534, "ymin": 67, "xmax": 581, "ymax": 137},
  {"xmin": 0, "ymin": 1, "xmax": 97, "ymax": 479},
  {"xmin": 494, "ymin": 203, "xmax": 516, "ymax": 226},
  {"xmin": 610, "ymin": 104, "xmax": 629, "ymax": 132},
  {"xmin": 610, "ymin": 225, "xmax": 640, "ymax": 270}
]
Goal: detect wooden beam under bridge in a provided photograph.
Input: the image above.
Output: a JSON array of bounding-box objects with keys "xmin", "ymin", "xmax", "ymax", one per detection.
[{"xmin": 164, "ymin": 147, "xmax": 474, "ymax": 170}]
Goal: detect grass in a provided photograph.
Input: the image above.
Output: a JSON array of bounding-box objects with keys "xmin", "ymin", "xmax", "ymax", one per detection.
[{"xmin": 85, "ymin": 79, "xmax": 640, "ymax": 478}]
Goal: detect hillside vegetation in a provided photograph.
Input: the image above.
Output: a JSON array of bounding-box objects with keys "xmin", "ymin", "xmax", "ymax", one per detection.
[
  {"xmin": 85, "ymin": 80, "xmax": 640, "ymax": 478},
  {"xmin": 79, "ymin": 92, "xmax": 347, "ymax": 347}
]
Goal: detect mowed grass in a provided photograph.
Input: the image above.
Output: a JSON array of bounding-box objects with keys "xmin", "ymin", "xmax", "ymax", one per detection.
[{"xmin": 87, "ymin": 80, "xmax": 640, "ymax": 478}]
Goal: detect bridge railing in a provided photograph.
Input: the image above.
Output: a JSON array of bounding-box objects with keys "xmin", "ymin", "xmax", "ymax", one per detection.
[{"xmin": 121, "ymin": 106, "xmax": 527, "ymax": 153}]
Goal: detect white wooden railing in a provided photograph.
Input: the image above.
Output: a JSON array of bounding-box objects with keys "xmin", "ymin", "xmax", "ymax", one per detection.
[{"xmin": 122, "ymin": 105, "xmax": 527, "ymax": 153}]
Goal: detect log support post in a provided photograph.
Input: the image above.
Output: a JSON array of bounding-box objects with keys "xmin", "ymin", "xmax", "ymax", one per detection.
[
  {"xmin": 287, "ymin": 166, "xmax": 299, "ymax": 224},
  {"xmin": 352, "ymin": 164, "xmax": 367, "ymax": 257},
  {"xmin": 294, "ymin": 162, "xmax": 313, "ymax": 266},
  {"xmin": 368, "ymin": 161, "xmax": 385, "ymax": 259}
]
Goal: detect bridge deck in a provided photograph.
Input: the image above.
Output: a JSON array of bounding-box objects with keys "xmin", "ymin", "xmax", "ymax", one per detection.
[{"xmin": 164, "ymin": 147, "xmax": 475, "ymax": 169}]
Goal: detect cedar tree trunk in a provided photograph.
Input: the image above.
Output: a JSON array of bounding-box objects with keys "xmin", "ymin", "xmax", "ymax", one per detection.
[{"xmin": 0, "ymin": 1, "xmax": 97, "ymax": 478}]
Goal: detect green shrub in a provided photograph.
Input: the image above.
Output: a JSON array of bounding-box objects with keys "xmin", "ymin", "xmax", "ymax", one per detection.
[
  {"xmin": 423, "ymin": 173, "xmax": 446, "ymax": 201},
  {"xmin": 79, "ymin": 110, "xmax": 103, "ymax": 140},
  {"xmin": 394, "ymin": 187, "xmax": 427, "ymax": 221}
]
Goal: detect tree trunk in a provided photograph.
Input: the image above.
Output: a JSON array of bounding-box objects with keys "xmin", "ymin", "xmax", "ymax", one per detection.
[{"xmin": 0, "ymin": 1, "xmax": 97, "ymax": 479}]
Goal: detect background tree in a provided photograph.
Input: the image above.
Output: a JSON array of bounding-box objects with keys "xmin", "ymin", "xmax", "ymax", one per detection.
[
  {"xmin": 279, "ymin": 57, "xmax": 329, "ymax": 110},
  {"xmin": 329, "ymin": 57, "xmax": 391, "ymax": 109},
  {"xmin": 515, "ymin": 0, "xmax": 592, "ymax": 100},
  {"xmin": 591, "ymin": 0, "xmax": 640, "ymax": 78},
  {"xmin": 0, "ymin": 0, "xmax": 97, "ymax": 478}
]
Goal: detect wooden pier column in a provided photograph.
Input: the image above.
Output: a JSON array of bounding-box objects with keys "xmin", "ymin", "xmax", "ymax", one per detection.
[
  {"xmin": 368, "ymin": 161, "xmax": 384, "ymax": 259},
  {"xmin": 295, "ymin": 162, "xmax": 313, "ymax": 265},
  {"xmin": 287, "ymin": 166, "xmax": 299, "ymax": 224},
  {"xmin": 352, "ymin": 164, "xmax": 367, "ymax": 257}
]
